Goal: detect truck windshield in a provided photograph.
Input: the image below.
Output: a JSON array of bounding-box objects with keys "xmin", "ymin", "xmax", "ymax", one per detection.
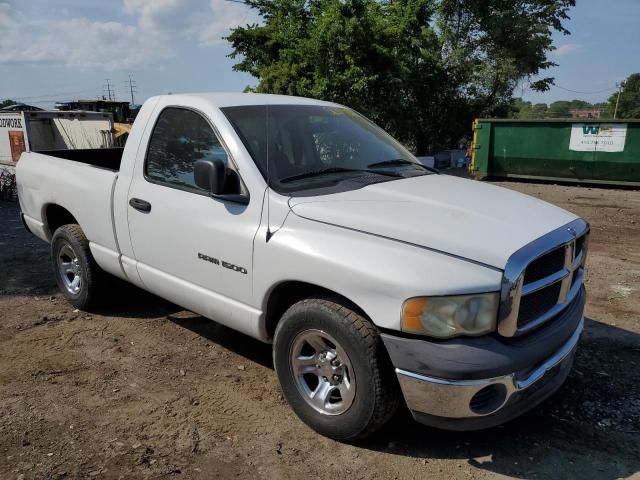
[{"xmin": 221, "ymin": 104, "xmax": 430, "ymax": 194}]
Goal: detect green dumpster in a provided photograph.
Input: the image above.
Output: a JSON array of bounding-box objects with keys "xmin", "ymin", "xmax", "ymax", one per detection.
[{"xmin": 470, "ymin": 118, "xmax": 640, "ymax": 186}]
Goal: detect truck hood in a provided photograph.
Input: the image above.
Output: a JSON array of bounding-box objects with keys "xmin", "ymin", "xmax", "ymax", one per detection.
[{"xmin": 288, "ymin": 174, "xmax": 577, "ymax": 269}]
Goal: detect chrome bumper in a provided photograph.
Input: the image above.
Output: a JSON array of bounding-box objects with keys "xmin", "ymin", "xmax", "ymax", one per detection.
[{"xmin": 396, "ymin": 318, "xmax": 583, "ymax": 423}]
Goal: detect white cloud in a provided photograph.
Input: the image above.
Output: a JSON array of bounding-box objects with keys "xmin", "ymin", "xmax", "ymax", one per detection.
[
  {"xmin": 0, "ymin": 0, "xmax": 257, "ymax": 70},
  {"xmin": 123, "ymin": 0, "xmax": 256, "ymax": 45},
  {"xmin": 195, "ymin": 0, "xmax": 258, "ymax": 46},
  {"xmin": 123, "ymin": 0, "xmax": 187, "ymax": 30},
  {"xmin": 553, "ymin": 43, "xmax": 582, "ymax": 57}
]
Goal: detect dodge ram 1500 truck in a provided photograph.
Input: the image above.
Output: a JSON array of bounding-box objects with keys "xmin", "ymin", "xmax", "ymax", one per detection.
[{"xmin": 16, "ymin": 93, "xmax": 588, "ymax": 440}]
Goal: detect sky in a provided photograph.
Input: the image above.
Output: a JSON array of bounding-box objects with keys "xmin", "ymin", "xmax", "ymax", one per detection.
[
  {"xmin": 0, "ymin": 0, "xmax": 638, "ymax": 108},
  {"xmin": 521, "ymin": 0, "xmax": 640, "ymax": 104}
]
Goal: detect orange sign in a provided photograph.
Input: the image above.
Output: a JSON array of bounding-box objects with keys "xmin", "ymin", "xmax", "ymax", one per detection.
[{"xmin": 8, "ymin": 130, "xmax": 26, "ymax": 162}]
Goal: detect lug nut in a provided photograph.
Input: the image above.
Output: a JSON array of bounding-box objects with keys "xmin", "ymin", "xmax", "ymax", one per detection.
[
  {"xmin": 330, "ymin": 358, "xmax": 340, "ymax": 367},
  {"xmin": 332, "ymin": 374, "xmax": 341, "ymax": 382}
]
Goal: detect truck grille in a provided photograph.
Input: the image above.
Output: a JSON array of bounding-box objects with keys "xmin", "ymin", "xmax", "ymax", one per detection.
[
  {"xmin": 523, "ymin": 247, "xmax": 565, "ymax": 284},
  {"xmin": 518, "ymin": 281, "xmax": 562, "ymax": 328},
  {"xmin": 498, "ymin": 219, "xmax": 589, "ymax": 337}
]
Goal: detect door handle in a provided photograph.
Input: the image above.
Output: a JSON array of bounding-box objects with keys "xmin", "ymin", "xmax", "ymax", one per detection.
[{"xmin": 129, "ymin": 197, "xmax": 152, "ymax": 213}]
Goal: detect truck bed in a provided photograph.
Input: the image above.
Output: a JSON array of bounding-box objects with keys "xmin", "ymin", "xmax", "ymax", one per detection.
[
  {"xmin": 16, "ymin": 150, "xmax": 121, "ymax": 256},
  {"xmin": 35, "ymin": 147, "xmax": 124, "ymax": 171}
]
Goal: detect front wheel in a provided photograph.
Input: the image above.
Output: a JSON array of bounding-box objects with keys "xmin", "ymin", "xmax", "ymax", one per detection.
[{"xmin": 273, "ymin": 298, "xmax": 400, "ymax": 441}]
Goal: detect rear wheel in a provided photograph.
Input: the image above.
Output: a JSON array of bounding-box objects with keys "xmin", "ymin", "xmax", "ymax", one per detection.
[
  {"xmin": 51, "ymin": 224, "xmax": 102, "ymax": 310},
  {"xmin": 273, "ymin": 298, "xmax": 400, "ymax": 441}
]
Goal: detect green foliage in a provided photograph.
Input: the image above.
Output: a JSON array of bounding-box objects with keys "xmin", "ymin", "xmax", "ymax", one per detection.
[
  {"xmin": 608, "ymin": 73, "xmax": 640, "ymax": 119},
  {"xmin": 228, "ymin": 0, "xmax": 574, "ymax": 153},
  {"xmin": 511, "ymin": 98, "xmax": 608, "ymax": 119},
  {"xmin": 0, "ymin": 99, "xmax": 17, "ymax": 109},
  {"xmin": 512, "ymin": 98, "xmax": 549, "ymax": 119}
]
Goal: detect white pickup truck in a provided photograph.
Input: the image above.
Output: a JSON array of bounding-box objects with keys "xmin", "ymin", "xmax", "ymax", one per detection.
[{"xmin": 17, "ymin": 93, "xmax": 588, "ymax": 440}]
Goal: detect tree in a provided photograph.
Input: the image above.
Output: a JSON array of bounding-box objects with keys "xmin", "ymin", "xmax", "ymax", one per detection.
[
  {"xmin": 512, "ymin": 98, "xmax": 551, "ymax": 119},
  {"xmin": 0, "ymin": 99, "xmax": 17, "ymax": 109},
  {"xmin": 546, "ymin": 100, "xmax": 572, "ymax": 118},
  {"xmin": 608, "ymin": 73, "xmax": 640, "ymax": 119},
  {"xmin": 227, "ymin": 0, "xmax": 575, "ymax": 153}
]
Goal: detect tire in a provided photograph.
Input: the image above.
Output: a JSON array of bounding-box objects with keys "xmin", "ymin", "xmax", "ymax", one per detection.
[
  {"xmin": 51, "ymin": 224, "xmax": 102, "ymax": 310},
  {"xmin": 273, "ymin": 298, "xmax": 400, "ymax": 441}
]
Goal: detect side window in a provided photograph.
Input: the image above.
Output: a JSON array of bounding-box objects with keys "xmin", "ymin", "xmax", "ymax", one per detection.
[{"xmin": 145, "ymin": 108, "xmax": 228, "ymax": 191}]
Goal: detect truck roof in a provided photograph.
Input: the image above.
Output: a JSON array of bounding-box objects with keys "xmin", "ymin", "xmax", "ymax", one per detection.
[{"xmin": 149, "ymin": 92, "xmax": 338, "ymax": 108}]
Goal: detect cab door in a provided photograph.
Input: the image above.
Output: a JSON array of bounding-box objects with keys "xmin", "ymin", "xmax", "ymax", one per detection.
[{"xmin": 126, "ymin": 105, "xmax": 263, "ymax": 337}]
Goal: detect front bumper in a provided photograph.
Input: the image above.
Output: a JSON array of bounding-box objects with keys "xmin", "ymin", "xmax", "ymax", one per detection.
[{"xmin": 382, "ymin": 287, "xmax": 585, "ymax": 430}]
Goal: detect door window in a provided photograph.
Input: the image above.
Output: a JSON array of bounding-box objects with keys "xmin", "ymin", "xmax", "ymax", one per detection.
[{"xmin": 145, "ymin": 107, "xmax": 229, "ymax": 191}]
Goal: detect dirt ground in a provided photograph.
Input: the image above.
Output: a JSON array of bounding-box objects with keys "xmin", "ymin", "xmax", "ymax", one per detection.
[{"xmin": 1, "ymin": 179, "xmax": 639, "ymax": 480}]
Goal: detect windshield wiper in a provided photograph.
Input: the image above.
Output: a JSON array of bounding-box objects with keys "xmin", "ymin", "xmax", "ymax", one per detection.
[
  {"xmin": 367, "ymin": 158, "xmax": 433, "ymax": 172},
  {"xmin": 280, "ymin": 167, "xmax": 401, "ymax": 183}
]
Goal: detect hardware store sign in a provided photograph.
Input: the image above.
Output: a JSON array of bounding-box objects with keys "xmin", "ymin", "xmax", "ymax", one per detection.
[{"xmin": 569, "ymin": 123, "xmax": 627, "ymax": 152}]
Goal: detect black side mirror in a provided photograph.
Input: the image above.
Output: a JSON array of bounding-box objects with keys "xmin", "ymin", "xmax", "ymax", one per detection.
[
  {"xmin": 193, "ymin": 158, "xmax": 250, "ymax": 205},
  {"xmin": 194, "ymin": 158, "xmax": 226, "ymax": 195}
]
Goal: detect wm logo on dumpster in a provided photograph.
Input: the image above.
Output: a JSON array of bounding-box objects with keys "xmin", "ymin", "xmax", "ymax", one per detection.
[{"xmin": 582, "ymin": 125, "xmax": 599, "ymax": 135}]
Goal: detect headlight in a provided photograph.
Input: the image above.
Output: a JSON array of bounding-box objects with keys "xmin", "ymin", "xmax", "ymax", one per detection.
[{"xmin": 401, "ymin": 293, "xmax": 499, "ymax": 339}]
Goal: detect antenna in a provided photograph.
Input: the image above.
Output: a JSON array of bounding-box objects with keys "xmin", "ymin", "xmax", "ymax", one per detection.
[
  {"xmin": 125, "ymin": 75, "xmax": 137, "ymax": 105},
  {"xmin": 265, "ymin": 103, "xmax": 273, "ymax": 242}
]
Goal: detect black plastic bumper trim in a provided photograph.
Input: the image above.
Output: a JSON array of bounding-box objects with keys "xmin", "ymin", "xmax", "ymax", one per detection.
[{"xmin": 381, "ymin": 287, "xmax": 585, "ymax": 380}]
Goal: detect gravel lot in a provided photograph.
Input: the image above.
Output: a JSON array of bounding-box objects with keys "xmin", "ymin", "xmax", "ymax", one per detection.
[{"xmin": 1, "ymin": 179, "xmax": 639, "ymax": 480}]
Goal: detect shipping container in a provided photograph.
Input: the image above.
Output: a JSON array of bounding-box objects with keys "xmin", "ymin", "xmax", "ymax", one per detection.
[{"xmin": 470, "ymin": 119, "xmax": 640, "ymax": 187}]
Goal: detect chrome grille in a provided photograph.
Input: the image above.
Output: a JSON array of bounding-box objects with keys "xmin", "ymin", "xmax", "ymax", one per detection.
[
  {"xmin": 518, "ymin": 282, "xmax": 562, "ymax": 328},
  {"xmin": 523, "ymin": 247, "xmax": 565, "ymax": 284},
  {"xmin": 498, "ymin": 219, "xmax": 589, "ymax": 337}
]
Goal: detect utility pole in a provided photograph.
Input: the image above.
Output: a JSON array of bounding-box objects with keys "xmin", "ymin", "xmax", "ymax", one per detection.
[
  {"xmin": 125, "ymin": 75, "xmax": 137, "ymax": 105},
  {"xmin": 103, "ymin": 79, "xmax": 114, "ymax": 101},
  {"xmin": 613, "ymin": 81, "xmax": 625, "ymax": 119}
]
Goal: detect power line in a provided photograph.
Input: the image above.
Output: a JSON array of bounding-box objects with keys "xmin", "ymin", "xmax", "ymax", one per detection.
[
  {"xmin": 12, "ymin": 88, "xmax": 98, "ymax": 102},
  {"xmin": 552, "ymin": 84, "xmax": 617, "ymax": 95}
]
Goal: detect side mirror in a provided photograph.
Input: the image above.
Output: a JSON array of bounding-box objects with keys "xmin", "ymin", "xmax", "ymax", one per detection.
[
  {"xmin": 194, "ymin": 158, "xmax": 226, "ymax": 195},
  {"xmin": 193, "ymin": 158, "xmax": 250, "ymax": 206}
]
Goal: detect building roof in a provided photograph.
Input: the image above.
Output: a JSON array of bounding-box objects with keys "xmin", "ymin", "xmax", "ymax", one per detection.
[
  {"xmin": 1, "ymin": 103, "xmax": 43, "ymax": 111},
  {"xmin": 56, "ymin": 99, "xmax": 130, "ymax": 106}
]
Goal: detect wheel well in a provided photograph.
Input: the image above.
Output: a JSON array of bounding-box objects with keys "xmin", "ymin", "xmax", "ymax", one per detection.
[
  {"xmin": 44, "ymin": 204, "xmax": 78, "ymax": 237},
  {"xmin": 264, "ymin": 281, "xmax": 369, "ymax": 339}
]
